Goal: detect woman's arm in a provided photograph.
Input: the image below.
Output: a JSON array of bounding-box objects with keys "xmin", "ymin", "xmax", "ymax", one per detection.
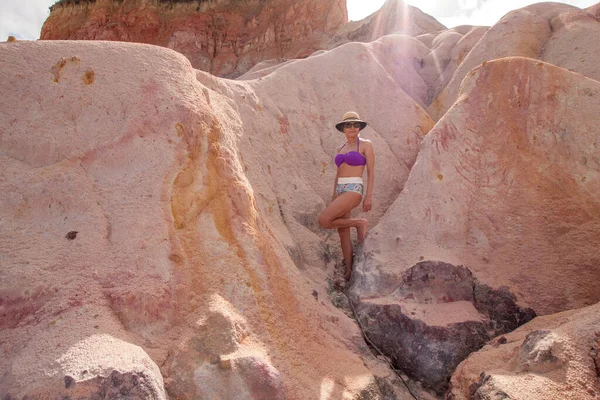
[{"xmin": 363, "ymin": 141, "xmax": 375, "ymax": 212}]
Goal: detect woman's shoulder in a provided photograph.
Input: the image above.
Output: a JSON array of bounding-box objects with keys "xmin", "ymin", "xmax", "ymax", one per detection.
[{"xmin": 359, "ymin": 138, "xmax": 373, "ymax": 146}]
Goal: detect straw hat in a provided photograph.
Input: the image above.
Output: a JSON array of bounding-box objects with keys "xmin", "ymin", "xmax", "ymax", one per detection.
[{"xmin": 335, "ymin": 111, "xmax": 368, "ymax": 132}]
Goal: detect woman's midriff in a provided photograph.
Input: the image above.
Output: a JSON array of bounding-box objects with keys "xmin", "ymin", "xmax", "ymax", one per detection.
[{"xmin": 337, "ymin": 164, "xmax": 365, "ymax": 178}]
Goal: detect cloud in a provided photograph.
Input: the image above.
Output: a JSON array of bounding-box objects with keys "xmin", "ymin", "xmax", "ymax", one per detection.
[
  {"xmin": 0, "ymin": 0, "xmax": 55, "ymax": 40},
  {"xmin": 437, "ymin": 0, "xmax": 599, "ymax": 28}
]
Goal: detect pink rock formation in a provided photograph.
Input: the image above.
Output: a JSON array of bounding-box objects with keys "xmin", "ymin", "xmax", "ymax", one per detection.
[
  {"xmin": 428, "ymin": 3, "xmax": 600, "ymax": 120},
  {"xmin": 448, "ymin": 302, "xmax": 600, "ymax": 399},
  {"xmin": 355, "ymin": 55, "xmax": 600, "ymax": 315},
  {"xmin": 0, "ymin": 38, "xmax": 433, "ymax": 398},
  {"xmin": 349, "ymin": 54, "xmax": 600, "ymax": 393},
  {"xmin": 587, "ymin": 2, "xmax": 600, "ymax": 17},
  {"xmin": 40, "ymin": 0, "xmax": 347, "ymax": 77},
  {"xmin": 416, "ymin": 25, "xmax": 488, "ymax": 104},
  {"xmin": 3, "ymin": 1, "xmax": 600, "ymax": 397}
]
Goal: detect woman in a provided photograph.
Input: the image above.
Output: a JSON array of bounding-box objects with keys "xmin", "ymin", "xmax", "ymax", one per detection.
[{"xmin": 318, "ymin": 111, "xmax": 374, "ymax": 281}]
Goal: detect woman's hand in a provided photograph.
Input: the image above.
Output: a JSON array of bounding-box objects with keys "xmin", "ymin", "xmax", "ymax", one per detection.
[{"xmin": 363, "ymin": 195, "xmax": 372, "ymax": 212}]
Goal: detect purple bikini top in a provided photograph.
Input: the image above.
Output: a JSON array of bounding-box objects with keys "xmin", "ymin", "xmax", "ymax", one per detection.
[{"xmin": 335, "ymin": 139, "xmax": 366, "ymax": 167}]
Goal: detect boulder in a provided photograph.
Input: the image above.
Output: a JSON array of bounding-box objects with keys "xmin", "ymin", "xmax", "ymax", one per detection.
[
  {"xmin": 2, "ymin": 333, "xmax": 166, "ymax": 399},
  {"xmin": 448, "ymin": 302, "xmax": 600, "ymax": 399}
]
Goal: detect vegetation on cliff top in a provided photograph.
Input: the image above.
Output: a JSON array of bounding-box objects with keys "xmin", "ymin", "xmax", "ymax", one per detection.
[
  {"xmin": 49, "ymin": 0, "xmax": 217, "ymax": 12},
  {"xmin": 50, "ymin": 0, "xmax": 261, "ymax": 10}
]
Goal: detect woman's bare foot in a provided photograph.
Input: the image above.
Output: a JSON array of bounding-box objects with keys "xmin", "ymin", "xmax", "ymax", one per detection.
[
  {"xmin": 344, "ymin": 268, "xmax": 351, "ymax": 281},
  {"xmin": 356, "ymin": 218, "xmax": 368, "ymax": 243}
]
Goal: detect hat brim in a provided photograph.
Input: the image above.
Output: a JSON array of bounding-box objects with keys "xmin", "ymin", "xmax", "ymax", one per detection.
[{"xmin": 335, "ymin": 120, "xmax": 368, "ymax": 132}]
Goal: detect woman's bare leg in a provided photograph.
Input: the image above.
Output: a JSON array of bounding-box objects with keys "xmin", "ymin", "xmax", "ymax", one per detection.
[
  {"xmin": 318, "ymin": 192, "xmax": 365, "ymax": 231},
  {"xmin": 354, "ymin": 219, "xmax": 368, "ymax": 243},
  {"xmin": 319, "ymin": 192, "xmax": 368, "ymax": 281},
  {"xmin": 338, "ymin": 212, "xmax": 353, "ymax": 280}
]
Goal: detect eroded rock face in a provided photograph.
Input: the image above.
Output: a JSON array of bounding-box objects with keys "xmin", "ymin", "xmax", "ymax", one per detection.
[
  {"xmin": 353, "ymin": 261, "xmax": 534, "ymax": 393},
  {"xmin": 197, "ymin": 33, "xmax": 436, "ymax": 272},
  {"xmin": 4, "ymin": 2, "xmax": 600, "ymax": 397},
  {"xmin": 415, "ymin": 25, "xmax": 488, "ymax": 105},
  {"xmin": 429, "ymin": 3, "xmax": 600, "ymax": 120},
  {"xmin": 587, "ymin": 3, "xmax": 600, "ymax": 18},
  {"xmin": 41, "ymin": 0, "xmax": 347, "ymax": 78},
  {"xmin": 354, "ymin": 56, "xmax": 600, "ymax": 318},
  {"xmin": 448, "ymin": 303, "xmax": 600, "ymax": 400},
  {"xmin": 163, "ymin": 295, "xmax": 285, "ymax": 399},
  {"xmin": 0, "ymin": 38, "xmax": 435, "ymax": 399},
  {"xmin": 594, "ymin": 335, "xmax": 600, "ymax": 382},
  {"xmin": 329, "ymin": 0, "xmax": 445, "ymax": 48}
]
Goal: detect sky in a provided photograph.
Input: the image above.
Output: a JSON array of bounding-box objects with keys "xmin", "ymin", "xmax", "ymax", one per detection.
[
  {"xmin": 1, "ymin": 0, "xmax": 598, "ymax": 41},
  {"xmin": 348, "ymin": 0, "xmax": 597, "ymax": 27}
]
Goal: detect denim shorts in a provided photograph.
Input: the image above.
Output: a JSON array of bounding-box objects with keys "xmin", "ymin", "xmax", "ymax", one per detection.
[{"xmin": 336, "ymin": 177, "xmax": 364, "ymax": 196}]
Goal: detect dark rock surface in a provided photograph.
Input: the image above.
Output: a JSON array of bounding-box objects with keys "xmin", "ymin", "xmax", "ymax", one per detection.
[
  {"xmin": 3, "ymin": 370, "xmax": 166, "ymax": 400},
  {"xmin": 89, "ymin": 370, "xmax": 160, "ymax": 399},
  {"xmin": 517, "ymin": 330, "xmax": 563, "ymax": 373},
  {"xmin": 594, "ymin": 333, "xmax": 600, "ymax": 379},
  {"xmin": 352, "ymin": 261, "xmax": 535, "ymax": 394},
  {"xmin": 464, "ymin": 372, "xmax": 516, "ymax": 400}
]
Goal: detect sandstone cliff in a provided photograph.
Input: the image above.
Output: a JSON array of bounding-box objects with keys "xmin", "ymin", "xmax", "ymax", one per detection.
[
  {"xmin": 41, "ymin": 0, "xmax": 347, "ymax": 78},
  {"xmin": 40, "ymin": 0, "xmax": 446, "ymax": 78}
]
